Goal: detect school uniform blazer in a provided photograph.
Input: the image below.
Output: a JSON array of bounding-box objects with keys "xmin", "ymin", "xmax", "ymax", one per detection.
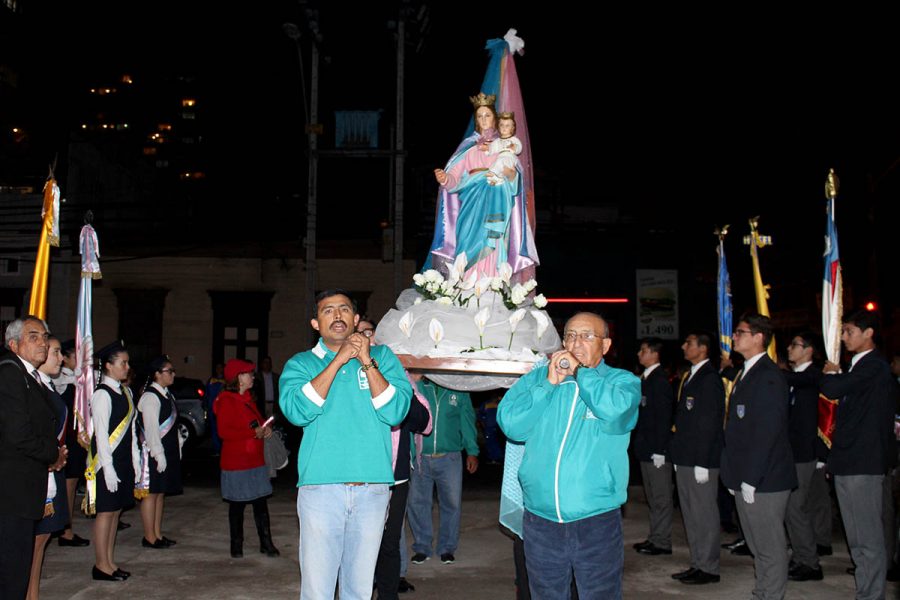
[
  {"xmin": 632, "ymin": 366, "xmax": 675, "ymax": 462},
  {"xmin": 820, "ymin": 351, "xmax": 898, "ymax": 476},
  {"xmin": 720, "ymin": 356, "xmax": 797, "ymax": 492},
  {"xmin": 669, "ymin": 362, "xmax": 725, "ymax": 469}
]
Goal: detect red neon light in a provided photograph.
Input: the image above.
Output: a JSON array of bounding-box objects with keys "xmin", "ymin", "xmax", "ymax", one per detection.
[{"xmin": 547, "ymin": 298, "xmax": 630, "ymax": 304}]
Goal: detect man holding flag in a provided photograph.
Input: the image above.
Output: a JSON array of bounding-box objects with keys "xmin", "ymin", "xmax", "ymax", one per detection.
[{"xmin": 821, "ymin": 309, "xmax": 898, "ymax": 600}]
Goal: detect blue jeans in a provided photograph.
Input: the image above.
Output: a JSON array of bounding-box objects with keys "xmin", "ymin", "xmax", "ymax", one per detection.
[
  {"xmin": 407, "ymin": 452, "xmax": 462, "ymax": 556},
  {"xmin": 297, "ymin": 483, "xmax": 390, "ymax": 600},
  {"xmin": 523, "ymin": 509, "xmax": 624, "ymax": 600}
]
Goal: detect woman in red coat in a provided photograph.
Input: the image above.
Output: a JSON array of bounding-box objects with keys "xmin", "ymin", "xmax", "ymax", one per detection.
[{"xmin": 214, "ymin": 359, "xmax": 279, "ymax": 558}]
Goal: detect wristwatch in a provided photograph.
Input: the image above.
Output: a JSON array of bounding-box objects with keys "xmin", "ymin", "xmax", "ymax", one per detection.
[{"xmin": 361, "ymin": 358, "xmax": 379, "ymax": 372}]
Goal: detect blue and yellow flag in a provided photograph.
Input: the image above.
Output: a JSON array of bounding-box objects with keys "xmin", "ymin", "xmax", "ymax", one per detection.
[{"xmin": 716, "ymin": 229, "xmax": 733, "ymax": 359}]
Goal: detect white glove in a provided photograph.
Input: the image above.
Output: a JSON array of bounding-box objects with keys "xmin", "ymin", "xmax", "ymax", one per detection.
[
  {"xmin": 102, "ymin": 464, "xmax": 120, "ymax": 493},
  {"xmin": 651, "ymin": 454, "xmax": 666, "ymax": 469},
  {"xmin": 741, "ymin": 482, "xmax": 756, "ymax": 504},
  {"xmin": 728, "ymin": 488, "xmax": 735, "ymax": 496},
  {"xmin": 673, "ymin": 464, "xmax": 677, "ymax": 472},
  {"xmin": 155, "ymin": 453, "xmax": 167, "ymax": 473},
  {"xmin": 815, "ymin": 461, "xmax": 826, "ymax": 470},
  {"xmin": 694, "ymin": 466, "xmax": 709, "ymax": 484}
]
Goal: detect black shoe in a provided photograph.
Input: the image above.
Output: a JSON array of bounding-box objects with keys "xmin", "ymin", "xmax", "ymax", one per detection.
[
  {"xmin": 680, "ymin": 570, "xmax": 720, "ymax": 585},
  {"xmin": 730, "ymin": 540, "xmax": 753, "ymax": 556},
  {"xmin": 671, "ymin": 568, "xmax": 698, "ymax": 580},
  {"xmin": 161, "ymin": 536, "xmax": 177, "ymax": 547},
  {"xmin": 633, "ymin": 539, "xmax": 652, "ymax": 550},
  {"xmin": 398, "ymin": 577, "xmax": 415, "ymax": 593},
  {"xmin": 117, "ymin": 521, "xmax": 131, "ymax": 531},
  {"xmin": 114, "ymin": 568, "xmax": 131, "ymax": 579},
  {"xmin": 259, "ymin": 542, "xmax": 280, "ymax": 557},
  {"xmin": 788, "ymin": 564, "xmax": 824, "ymax": 581},
  {"xmin": 142, "ymin": 537, "xmax": 167, "ymax": 549},
  {"xmin": 411, "ymin": 553, "xmax": 428, "ymax": 564},
  {"xmin": 721, "ymin": 537, "xmax": 745, "ymax": 551},
  {"xmin": 92, "ymin": 566, "xmax": 125, "ymax": 581},
  {"xmin": 230, "ymin": 540, "xmax": 243, "ymax": 558},
  {"xmin": 440, "ymin": 553, "xmax": 455, "ymax": 564},
  {"xmin": 636, "ymin": 543, "xmax": 672, "ymax": 555},
  {"xmin": 58, "ymin": 533, "xmax": 90, "ymax": 547},
  {"xmin": 816, "ymin": 544, "xmax": 833, "ymax": 556}
]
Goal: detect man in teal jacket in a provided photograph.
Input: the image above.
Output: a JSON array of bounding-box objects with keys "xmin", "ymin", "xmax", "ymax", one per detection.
[
  {"xmin": 498, "ymin": 312, "xmax": 640, "ymax": 600},
  {"xmin": 407, "ymin": 374, "xmax": 479, "ymax": 565},
  {"xmin": 280, "ymin": 290, "xmax": 412, "ymax": 600}
]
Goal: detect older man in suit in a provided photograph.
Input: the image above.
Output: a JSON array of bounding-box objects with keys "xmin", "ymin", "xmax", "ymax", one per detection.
[
  {"xmin": 0, "ymin": 316, "xmax": 67, "ymax": 598},
  {"xmin": 721, "ymin": 313, "xmax": 797, "ymax": 600},
  {"xmin": 669, "ymin": 331, "xmax": 725, "ymax": 585},
  {"xmin": 821, "ymin": 309, "xmax": 899, "ymax": 600}
]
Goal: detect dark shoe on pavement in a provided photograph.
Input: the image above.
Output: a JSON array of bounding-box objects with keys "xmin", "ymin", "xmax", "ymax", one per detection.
[
  {"xmin": 58, "ymin": 533, "xmax": 90, "ymax": 547},
  {"xmin": 636, "ymin": 543, "xmax": 672, "ymax": 555},
  {"xmin": 680, "ymin": 570, "xmax": 720, "ymax": 585},
  {"xmin": 410, "ymin": 553, "xmax": 428, "ymax": 564},
  {"xmin": 142, "ymin": 537, "xmax": 167, "ymax": 549},
  {"xmin": 632, "ymin": 539, "xmax": 652, "ymax": 550},
  {"xmin": 398, "ymin": 577, "xmax": 415, "ymax": 593},
  {"xmin": 788, "ymin": 564, "xmax": 824, "ymax": 581},
  {"xmin": 671, "ymin": 568, "xmax": 698, "ymax": 580},
  {"xmin": 816, "ymin": 544, "xmax": 833, "ymax": 556},
  {"xmin": 114, "ymin": 568, "xmax": 130, "ymax": 579},
  {"xmin": 161, "ymin": 536, "xmax": 177, "ymax": 547},
  {"xmin": 440, "ymin": 553, "xmax": 455, "ymax": 564},
  {"xmin": 117, "ymin": 521, "xmax": 131, "ymax": 531},
  {"xmin": 721, "ymin": 537, "xmax": 745, "ymax": 551},
  {"xmin": 91, "ymin": 566, "xmax": 125, "ymax": 582},
  {"xmin": 730, "ymin": 540, "xmax": 753, "ymax": 556}
]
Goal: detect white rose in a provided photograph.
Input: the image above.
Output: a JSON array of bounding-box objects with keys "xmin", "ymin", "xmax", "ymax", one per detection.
[
  {"xmin": 435, "ymin": 296, "xmax": 453, "ymax": 306},
  {"xmin": 424, "ymin": 269, "xmax": 443, "ymax": 283},
  {"xmin": 524, "ymin": 278, "xmax": 538, "ymax": 292},
  {"xmin": 533, "ymin": 293, "xmax": 548, "ymax": 309},
  {"xmin": 412, "ymin": 273, "xmax": 426, "ymax": 286},
  {"xmin": 490, "ymin": 277, "xmax": 503, "ymax": 291}
]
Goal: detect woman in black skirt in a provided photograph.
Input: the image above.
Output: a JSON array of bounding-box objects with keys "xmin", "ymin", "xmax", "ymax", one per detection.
[
  {"xmin": 27, "ymin": 336, "xmax": 69, "ymax": 600},
  {"xmin": 55, "ymin": 339, "xmax": 90, "ymax": 547},
  {"xmin": 89, "ymin": 341, "xmax": 137, "ymax": 581},
  {"xmin": 136, "ymin": 356, "xmax": 183, "ymax": 548}
]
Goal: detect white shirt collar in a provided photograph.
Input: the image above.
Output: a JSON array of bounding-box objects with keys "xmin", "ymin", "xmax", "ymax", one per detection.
[
  {"xmin": 850, "ymin": 349, "xmax": 873, "ymax": 371},
  {"xmin": 37, "ymin": 370, "xmax": 53, "ymax": 386},
  {"xmin": 742, "ymin": 351, "xmax": 767, "ymax": 376},
  {"xmin": 101, "ymin": 375, "xmax": 122, "ymax": 391},
  {"xmin": 642, "ymin": 363, "xmax": 660, "ymax": 378},
  {"xmin": 792, "ymin": 361, "xmax": 812, "ymax": 373},
  {"xmin": 151, "ymin": 382, "xmax": 168, "ymax": 394},
  {"xmin": 689, "ymin": 358, "xmax": 709, "ymax": 378}
]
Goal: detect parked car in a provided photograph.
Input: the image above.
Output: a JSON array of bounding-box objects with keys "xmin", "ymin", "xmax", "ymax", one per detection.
[{"xmin": 169, "ymin": 376, "xmax": 207, "ymax": 448}]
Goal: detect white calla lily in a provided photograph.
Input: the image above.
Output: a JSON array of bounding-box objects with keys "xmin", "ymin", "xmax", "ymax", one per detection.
[
  {"xmin": 499, "ymin": 262, "xmax": 513, "ymax": 285},
  {"xmin": 459, "ymin": 270, "xmax": 478, "ymax": 291},
  {"xmin": 531, "ymin": 310, "xmax": 550, "ymax": 338},
  {"xmin": 428, "ymin": 318, "xmax": 444, "ymax": 347},
  {"xmin": 474, "ymin": 307, "xmax": 490, "ymax": 349},
  {"xmin": 474, "ymin": 277, "xmax": 492, "ymax": 298},
  {"xmin": 508, "ymin": 308, "xmax": 527, "ymax": 332},
  {"xmin": 398, "ymin": 311, "xmax": 414, "ymax": 338}
]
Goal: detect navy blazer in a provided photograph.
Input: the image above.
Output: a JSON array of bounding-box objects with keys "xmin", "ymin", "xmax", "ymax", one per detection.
[
  {"xmin": 820, "ymin": 351, "xmax": 898, "ymax": 476},
  {"xmin": 784, "ymin": 365, "xmax": 824, "ymax": 464},
  {"xmin": 720, "ymin": 355, "xmax": 797, "ymax": 492},
  {"xmin": 632, "ymin": 366, "xmax": 674, "ymax": 462},
  {"xmin": 0, "ymin": 352, "xmax": 61, "ymax": 520},
  {"xmin": 669, "ymin": 361, "xmax": 725, "ymax": 469}
]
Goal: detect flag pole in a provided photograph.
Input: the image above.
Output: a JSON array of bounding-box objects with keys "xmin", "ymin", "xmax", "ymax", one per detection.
[
  {"xmin": 743, "ymin": 216, "xmax": 777, "ymax": 360},
  {"xmin": 27, "ymin": 170, "xmax": 61, "ymax": 319}
]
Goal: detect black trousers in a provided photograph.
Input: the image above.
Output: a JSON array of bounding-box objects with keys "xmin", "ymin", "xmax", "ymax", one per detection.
[
  {"xmin": 0, "ymin": 513, "xmax": 36, "ymax": 600},
  {"xmin": 375, "ymin": 481, "xmax": 410, "ymax": 600}
]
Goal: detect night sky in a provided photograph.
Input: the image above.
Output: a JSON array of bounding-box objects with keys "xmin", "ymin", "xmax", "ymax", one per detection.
[{"xmin": 8, "ymin": 3, "xmax": 899, "ymax": 322}]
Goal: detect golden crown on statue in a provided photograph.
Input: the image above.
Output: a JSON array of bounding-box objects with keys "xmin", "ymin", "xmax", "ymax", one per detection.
[
  {"xmin": 469, "ymin": 92, "xmax": 496, "ymax": 107},
  {"xmin": 498, "ymin": 111, "xmax": 516, "ymax": 120}
]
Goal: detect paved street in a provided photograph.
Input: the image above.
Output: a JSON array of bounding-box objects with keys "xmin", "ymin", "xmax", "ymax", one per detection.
[{"xmin": 37, "ymin": 451, "xmax": 898, "ymax": 599}]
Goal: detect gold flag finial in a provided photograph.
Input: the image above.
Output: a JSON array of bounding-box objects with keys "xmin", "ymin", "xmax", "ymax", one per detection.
[
  {"xmin": 714, "ymin": 224, "xmax": 730, "ymax": 240},
  {"xmin": 825, "ymin": 168, "xmax": 839, "ymax": 200}
]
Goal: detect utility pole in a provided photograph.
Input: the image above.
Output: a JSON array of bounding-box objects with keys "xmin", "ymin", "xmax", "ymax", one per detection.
[
  {"xmin": 393, "ymin": 16, "xmax": 405, "ymax": 296},
  {"xmin": 283, "ymin": 14, "xmax": 321, "ymax": 347}
]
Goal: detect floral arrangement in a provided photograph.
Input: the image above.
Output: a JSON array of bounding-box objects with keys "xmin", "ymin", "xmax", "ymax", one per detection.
[{"xmin": 411, "ymin": 253, "xmax": 547, "ymax": 311}]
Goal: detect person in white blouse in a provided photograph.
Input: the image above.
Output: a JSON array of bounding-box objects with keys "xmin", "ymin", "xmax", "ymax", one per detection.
[
  {"xmin": 88, "ymin": 341, "xmax": 138, "ymax": 582},
  {"xmin": 136, "ymin": 356, "xmax": 183, "ymax": 549}
]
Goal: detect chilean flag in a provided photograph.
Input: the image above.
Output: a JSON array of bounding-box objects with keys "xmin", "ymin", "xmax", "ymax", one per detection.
[{"xmin": 819, "ymin": 194, "xmax": 842, "ymax": 448}]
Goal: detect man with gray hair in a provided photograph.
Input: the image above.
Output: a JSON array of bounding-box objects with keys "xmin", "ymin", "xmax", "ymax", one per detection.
[{"xmin": 0, "ymin": 316, "xmax": 67, "ymax": 598}]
